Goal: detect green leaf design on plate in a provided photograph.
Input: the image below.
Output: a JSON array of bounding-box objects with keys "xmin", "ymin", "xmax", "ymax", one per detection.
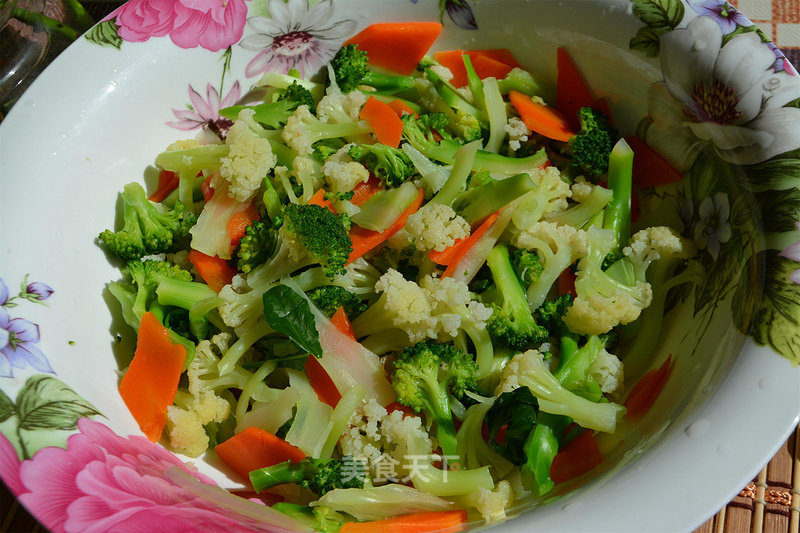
[
  {"xmin": 630, "ymin": 27, "xmax": 666, "ymax": 58},
  {"xmin": 630, "ymin": 0, "xmax": 684, "ymax": 29},
  {"xmin": 742, "ymin": 150, "xmax": 800, "ymax": 192},
  {"xmin": 754, "ymin": 188, "xmax": 800, "ymax": 234},
  {"xmin": 735, "ymin": 250, "xmax": 800, "ymax": 365},
  {"xmin": 0, "ymin": 388, "xmax": 14, "ymax": 423},
  {"xmin": 85, "ymin": 19, "xmax": 123, "ymax": 49},
  {"xmin": 694, "ymin": 242, "xmax": 741, "ymax": 316},
  {"xmin": 16, "ymin": 375, "xmax": 102, "ymax": 431}
]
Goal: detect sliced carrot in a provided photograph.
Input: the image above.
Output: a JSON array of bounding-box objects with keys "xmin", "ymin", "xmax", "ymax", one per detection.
[
  {"xmin": 429, "ymin": 211, "xmax": 499, "ymax": 270},
  {"xmin": 385, "ymin": 401, "xmax": 415, "ymax": 418},
  {"xmin": 557, "ymin": 268, "xmax": 577, "ymax": 297},
  {"xmin": 624, "ymin": 136, "xmax": 684, "ymax": 188},
  {"xmin": 340, "ymin": 510, "xmax": 468, "ymax": 533},
  {"xmin": 347, "ymin": 187, "xmax": 424, "ymax": 263},
  {"xmin": 360, "ymin": 96, "xmax": 404, "ymax": 148},
  {"xmin": 330, "ymin": 306, "xmax": 356, "ymax": 341},
  {"xmin": 215, "ymin": 426, "xmax": 307, "ymax": 481},
  {"xmin": 387, "ymin": 99, "xmax": 416, "ymax": 118},
  {"xmin": 345, "ymin": 22, "xmax": 443, "ymax": 75},
  {"xmin": 305, "ymin": 355, "xmax": 342, "ymax": 408},
  {"xmin": 471, "ymin": 54, "xmax": 514, "ymax": 81},
  {"xmin": 509, "ymin": 90, "xmax": 574, "ymax": 143},
  {"xmin": 433, "ymin": 49, "xmax": 470, "ymax": 87},
  {"xmin": 148, "ymin": 170, "xmax": 180, "ymax": 203},
  {"xmin": 550, "ymin": 429, "xmax": 603, "ymax": 484},
  {"xmin": 226, "ymin": 202, "xmax": 260, "ymax": 249},
  {"xmin": 188, "ymin": 249, "xmax": 237, "ymax": 293},
  {"xmin": 556, "ymin": 47, "xmax": 595, "ymax": 132},
  {"xmin": 624, "ymin": 355, "xmax": 674, "ymax": 420},
  {"xmin": 307, "ymin": 188, "xmax": 336, "ymax": 211},
  {"xmin": 200, "ymin": 174, "xmax": 215, "ymax": 202},
  {"xmin": 119, "ymin": 311, "xmax": 187, "ymax": 442},
  {"xmin": 471, "ymin": 49, "xmax": 520, "ymax": 68},
  {"xmin": 351, "ymin": 175, "xmax": 384, "ymax": 207}
]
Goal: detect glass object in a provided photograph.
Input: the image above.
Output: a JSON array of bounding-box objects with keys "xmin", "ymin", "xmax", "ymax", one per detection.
[{"xmin": 0, "ymin": 0, "xmax": 50, "ymax": 114}]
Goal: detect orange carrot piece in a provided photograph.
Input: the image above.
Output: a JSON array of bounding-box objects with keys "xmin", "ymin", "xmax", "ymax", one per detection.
[
  {"xmin": 188, "ymin": 250, "xmax": 237, "ymax": 293},
  {"xmin": 509, "ymin": 90, "xmax": 575, "ymax": 143},
  {"xmin": 307, "ymin": 188, "xmax": 336, "ymax": 211},
  {"xmin": 471, "ymin": 54, "xmax": 514, "ymax": 81},
  {"xmin": 215, "ymin": 426, "xmax": 307, "ymax": 481},
  {"xmin": 330, "ymin": 306, "xmax": 356, "ymax": 341},
  {"xmin": 226, "ymin": 202, "xmax": 260, "ymax": 249},
  {"xmin": 557, "ymin": 47, "xmax": 595, "ymax": 132},
  {"xmin": 347, "ymin": 187, "xmax": 424, "ymax": 263},
  {"xmin": 340, "ymin": 510, "xmax": 468, "ymax": 533},
  {"xmin": 305, "ymin": 355, "xmax": 342, "ymax": 408},
  {"xmin": 360, "ymin": 96, "xmax": 404, "ymax": 148},
  {"xmin": 429, "ymin": 211, "xmax": 499, "ymax": 268},
  {"xmin": 624, "ymin": 136, "xmax": 684, "ymax": 188},
  {"xmin": 118, "ymin": 311, "xmax": 187, "ymax": 442},
  {"xmin": 471, "ymin": 48, "xmax": 520, "ymax": 68},
  {"xmin": 624, "ymin": 355, "xmax": 674, "ymax": 420},
  {"xmin": 387, "ymin": 99, "xmax": 416, "ymax": 118},
  {"xmin": 557, "ymin": 268, "xmax": 577, "ymax": 297},
  {"xmin": 200, "ymin": 174, "xmax": 215, "ymax": 202},
  {"xmin": 351, "ymin": 175, "xmax": 384, "ymax": 207},
  {"xmin": 345, "ymin": 22, "xmax": 443, "ymax": 75},
  {"xmin": 550, "ymin": 430, "xmax": 603, "ymax": 484},
  {"xmin": 433, "ymin": 49, "xmax": 470, "ymax": 87},
  {"xmin": 148, "ymin": 170, "xmax": 180, "ymax": 202}
]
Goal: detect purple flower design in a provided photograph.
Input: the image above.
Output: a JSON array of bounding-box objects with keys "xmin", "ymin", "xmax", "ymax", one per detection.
[
  {"xmin": 25, "ymin": 282, "xmax": 53, "ymax": 302},
  {"xmin": 0, "ymin": 278, "xmax": 54, "ymax": 378},
  {"xmin": 167, "ymin": 82, "xmax": 241, "ymax": 131},
  {"xmin": 443, "ymin": 0, "xmax": 477, "ymax": 30},
  {"xmin": 240, "ymin": 0, "xmax": 356, "ymax": 79},
  {"xmin": 689, "ymin": 0, "xmax": 752, "ymax": 34}
]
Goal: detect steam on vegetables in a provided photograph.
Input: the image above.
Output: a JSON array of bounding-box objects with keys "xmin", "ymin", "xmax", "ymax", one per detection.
[{"xmin": 98, "ymin": 21, "xmax": 700, "ymax": 531}]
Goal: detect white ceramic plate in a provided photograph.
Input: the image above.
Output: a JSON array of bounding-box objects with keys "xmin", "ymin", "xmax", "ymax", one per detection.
[{"xmin": 1, "ymin": 0, "xmax": 799, "ymax": 531}]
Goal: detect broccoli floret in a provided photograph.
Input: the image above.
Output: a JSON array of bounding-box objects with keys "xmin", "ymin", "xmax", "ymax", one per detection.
[
  {"xmin": 536, "ymin": 293, "xmax": 579, "ymax": 361},
  {"xmin": 277, "ymin": 81, "xmax": 317, "ymax": 113},
  {"xmin": 391, "ymin": 340, "xmax": 477, "ymax": 464},
  {"xmin": 98, "ymin": 182, "xmax": 195, "ymax": 261},
  {"xmin": 510, "ymin": 247, "xmax": 544, "ymax": 287},
  {"xmin": 250, "ymin": 457, "xmax": 367, "ymax": 496},
  {"xmin": 348, "ymin": 143, "xmax": 417, "ymax": 188},
  {"xmin": 284, "ymin": 203, "xmax": 353, "ymax": 279},
  {"xmin": 272, "ymin": 503, "xmax": 345, "ymax": 533},
  {"xmin": 331, "ymin": 43, "xmax": 417, "ymax": 94},
  {"xmin": 497, "ymin": 67, "xmax": 541, "ymax": 96},
  {"xmin": 219, "ymin": 82, "xmax": 318, "ymax": 128},
  {"xmin": 235, "ymin": 219, "xmax": 278, "ymax": 274},
  {"xmin": 307, "ymin": 285, "xmax": 367, "ymax": 319},
  {"xmin": 570, "ymin": 107, "xmax": 619, "ymax": 177},
  {"xmin": 155, "ymin": 275, "xmax": 218, "ymax": 341},
  {"xmin": 484, "ymin": 244, "xmax": 549, "ymax": 351}
]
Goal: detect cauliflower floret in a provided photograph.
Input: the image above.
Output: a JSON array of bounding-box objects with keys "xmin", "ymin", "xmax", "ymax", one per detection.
[
  {"xmin": 374, "ymin": 269, "xmax": 436, "ymax": 342},
  {"xmin": 458, "ymin": 480, "xmax": 514, "ymax": 523},
  {"xmin": 292, "ymin": 155, "xmax": 323, "ymax": 203},
  {"xmin": 317, "ymin": 90, "xmax": 368, "ymax": 124},
  {"xmin": 624, "ymin": 226, "xmax": 696, "ymax": 279},
  {"xmin": 219, "ymin": 109, "xmax": 277, "ymax": 202},
  {"xmin": 570, "ymin": 176, "xmax": 595, "ymax": 203},
  {"xmin": 428, "ymin": 64, "xmax": 455, "ymax": 82},
  {"xmin": 528, "ymin": 165, "xmax": 572, "ymax": 216},
  {"xmin": 564, "ymin": 292, "xmax": 649, "ymax": 335},
  {"xmin": 504, "ymin": 116, "xmax": 529, "ymax": 152},
  {"xmin": 166, "ymin": 138, "xmax": 201, "ymax": 151},
  {"xmin": 339, "ymin": 399, "xmax": 435, "ymax": 482},
  {"xmin": 589, "ymin": 349, "xmax": 624, "ymax": 396},
  {"xmin": 420, "ymin": 274, "xmax": 493, "ymax": 337},
  {"xmin": 322, "ymin": 144, "xmax": 370, "ymax": 193},
  {"xmin": 405, "ymin": 203, "xmax": 471, "ymax": 252},
  {"xmin": 282, "ymin": 105, "xmax": 317, "ymax": 156}
]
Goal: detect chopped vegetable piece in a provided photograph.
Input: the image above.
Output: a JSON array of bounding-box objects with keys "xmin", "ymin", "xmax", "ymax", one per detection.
[
  {"xmin": 215, "ymin": 426, "xmax": 307, "ymax": 481},
  {"xmin": 340, "ymin": 510, "xmax": 468, "ymax": 533},
  {"xmin": 509, "ymin": 90, "xmax": 574, "ymax": 142},
  {"xmin": 148, "ymin": 170, "xmax": 179, "ymax": 202},
  {"xmin": 550, "ymin": 429, "xmax": 603, "ymax": 484},
  {"xmin": 360, "ymin": 96, "xmax": 405, "ymax": 148},
  {"xmin": 624, "ymin": 355, "xmax": 674, "ymax": 420},
  {"xmin": 226, "ymin": 202, "xmax": 260, "ymax": 249},
  {"xmin": 556, "ymin": 47, "xmax": 595, "ymax": 131},
  {"xmin": 344, "ymin": 22, "xmax": 443, "ymax": 75},
  {"xmin": 188, "ymin": 250, "xmax": 236, "ymax": 293},
  {"xmin": 118, "ymin": 311, "xmax": 187, "ymax": 442},
  {"xmin": 471, "ymin": 54, "xmax": 514, "ymax": 81},
  {"xmin": 625, "ymin": 135, "xmax": 685, "ymax": 188}
]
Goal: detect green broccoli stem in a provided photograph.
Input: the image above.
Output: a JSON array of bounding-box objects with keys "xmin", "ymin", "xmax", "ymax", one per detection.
[
  {"xmin": 429, "ymin": 140, "xmax": 481, "ymax": 207},
  {"xmin": 250, "ymin": 460, "xmax": 309, "ymax": 493},
  {"xmin": 155, "ymin": 144, "xmax": 229, "ymax": 212},
  {"xmin": 350, "ymin": 182, "xmax": 418, "ymax": 231},
  {"xmin": 551, "ymin": 186, "xmax": 614, "ymax": 229},
  {"xmin": 482, "ymin": 77, "xmax": 507, "ymax": 154},
  {"xmin": 217, "ymin": 319, "xmax": 276, "ymax": 375},
  {"xmin": 486, "ymin": 245, "xmax": 536, "ymax": 328},
  {"xmin": 424, "ymin": 68, "xmax": 484, "ymax": 118},
  {"xmin": 462, "ymin": 54, "xmax": 486, "ymax": 113},
  {"xmin": 522, "ymin": 411, "xmax": 570, "ymax": 496},
  {"xmin": 361, "ymin": 71, "xmax": 417, "ymax": 93},
  {"xmin": 497, "ymin": 68, "xmax": 541, "ymax": 96},
  {"xmin": 156, "ymin": 277, "xmax": 217, "ymax": 340},
  {"xmin": 455, "ymin": 172, "xmax": 535, "ymax": 226},
  {"xmin": 308, "ymin": 121, "xmax": 374, "ymax": 145},
  {"xmin": 257, "ymin": 72, "xmax": 325, "ymax": 101},
  {"xmin": 603, "ymin": 138, "xmax": 634, "ymax": 250}
]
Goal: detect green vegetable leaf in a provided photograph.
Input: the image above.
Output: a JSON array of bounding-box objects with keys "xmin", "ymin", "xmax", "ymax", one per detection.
[
  {"xmin": 16, "ymin": 376, "xmax": 102, "ymax": 431},
  {"xmin": 630, "ymin": 0, "xmax": 685, "ymax": 29},
  {"xmin": 735, "ymin": 250, "xmax": 800, "ymax": 365},
  {"xmin": 0, "ymin": 388, "xmax": 14, "ymax": 424},
  {"xmin": 262, "ymin": 285, "xmax": 323, "ymax": 358},
  {"xmin": 485, "ymin": 387, "xmax": 539, "ymax": 465},
  {"xmin": 84, "ymin": 19, "xmax": 123, "ymax": 49}
]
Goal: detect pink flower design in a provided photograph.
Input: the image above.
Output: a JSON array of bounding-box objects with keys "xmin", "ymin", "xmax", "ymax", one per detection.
[
  {"xmin": 110, "ymin": 0, "xmax": 249, "ymax": 52},
  {"xmin": 240, "ymin": 0, "xmax": 356, "ymax": 78},
  {"xmin": 167, "ymin": 82, "xmax": 242, "ymax": 130},
  {"xmin": 0, "ymin": 419, "xmax": 298, "ymax": 533}
]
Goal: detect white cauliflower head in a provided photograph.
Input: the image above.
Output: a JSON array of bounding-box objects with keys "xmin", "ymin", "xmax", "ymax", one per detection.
[
  {"xmin": 322, "ymin": 144, "xmax": 370, "ymax": 193},
  {"xmin": 589, "ymin": 348, "xmax": 624, "ymax": 397},
  {"xmin": 317, "ymin": 90, "xmax": 368, "ymax": 124},
  {"xmin": 405, "ymin": 203, "xmax": 471, "ymax": 252},
  {"xmin": 220, "ymin": 109, "xmax": 277, "ymax": 202},
  {"xmin": 504, "ymin": 116, "xmax": 529, "ymax": 152}
]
